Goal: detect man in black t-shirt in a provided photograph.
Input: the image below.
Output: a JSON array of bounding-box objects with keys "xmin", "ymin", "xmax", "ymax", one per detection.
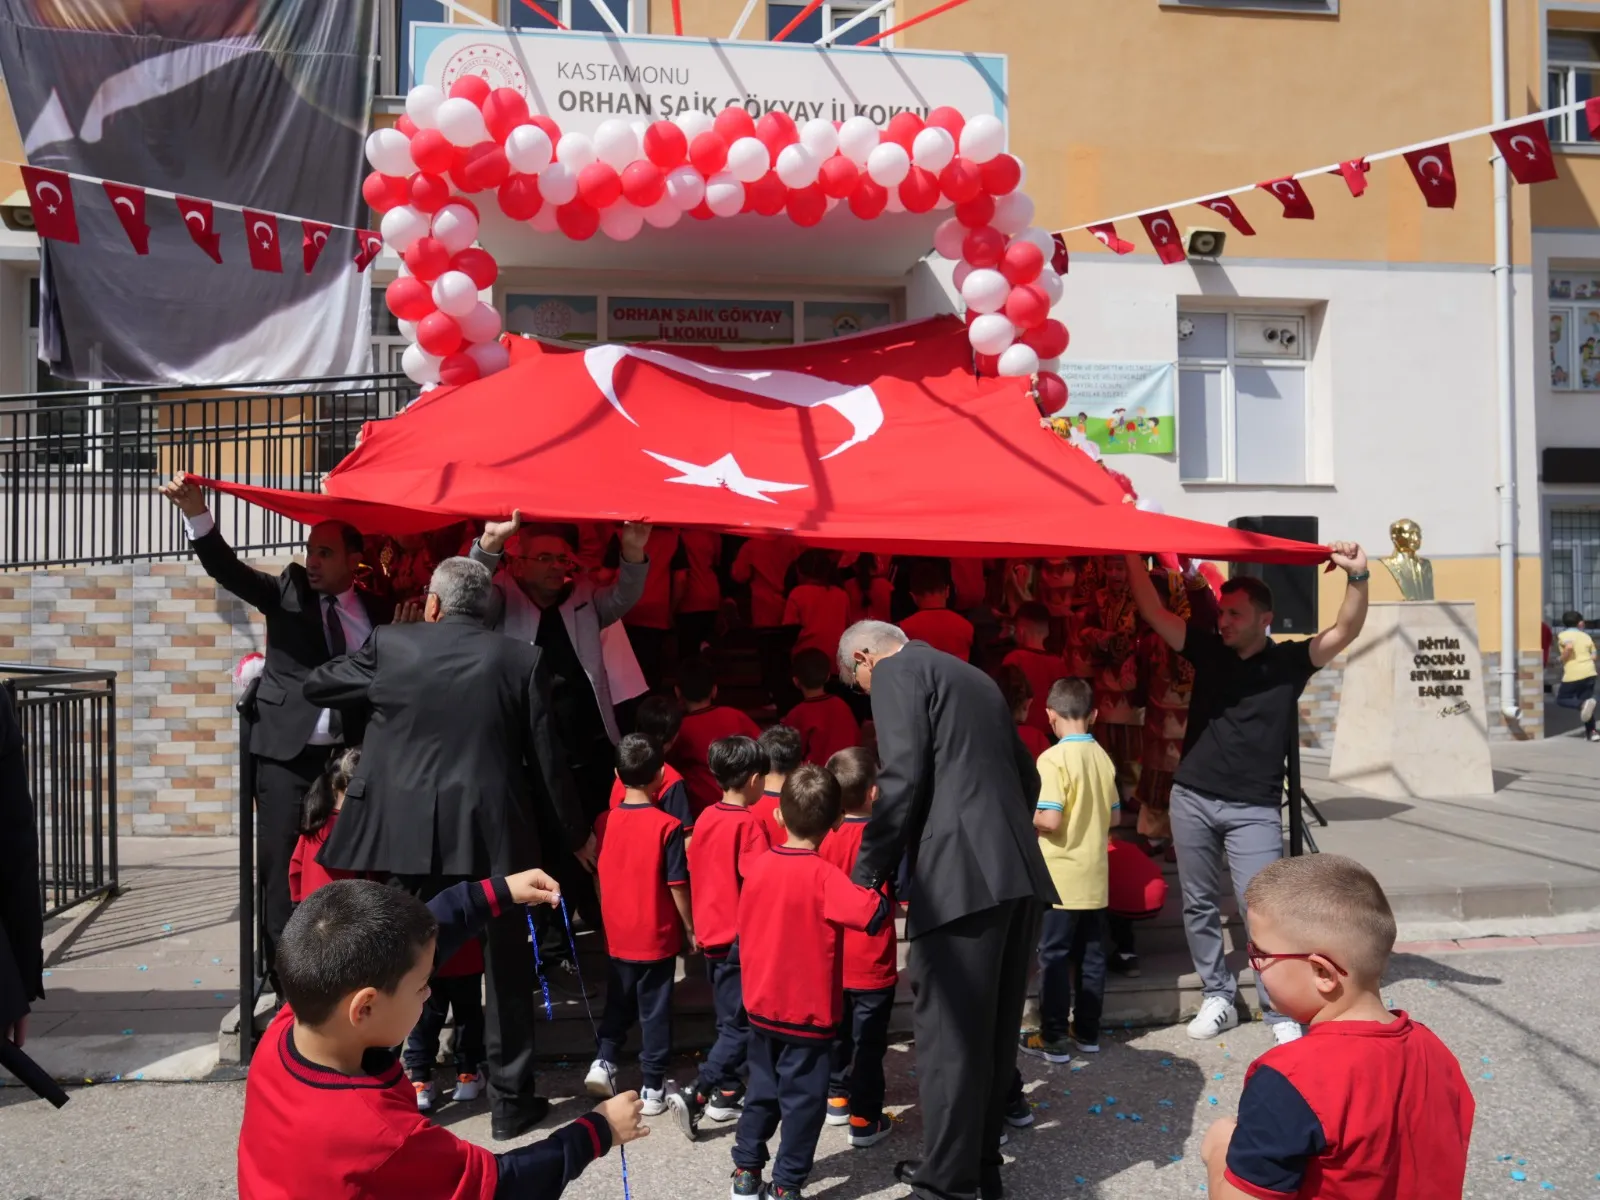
[{"xmin": 1124, "ymin": 543, "xmax": 1368, "ymax": 1046}]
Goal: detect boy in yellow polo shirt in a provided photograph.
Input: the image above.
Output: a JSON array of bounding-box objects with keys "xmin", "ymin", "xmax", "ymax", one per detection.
[
  {"xmin": 1557, "ymin": 609, "xmax": 1599, "ymax": 743},
  {"xmin": 1020, "ymin": 677, "xmax": 1118, "ymax": 1062}
]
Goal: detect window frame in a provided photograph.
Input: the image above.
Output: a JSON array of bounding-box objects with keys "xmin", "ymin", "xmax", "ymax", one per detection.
[
  {"xmin": 501, "ymin": 0, "xmax": 642, "ymax": 33},
  {"xmin": 1158, "ymin": 0, "xmax": 1337, "ymax": 14},
  {"xmin": 1546, "ymin": 271, "xmax": 1600, "ymax": 392},
  {"xmin": 1545, "ymin": 504, "xmax": 1600, "ymax": 622},
  {"xmin": 1546, "ymin": 31, "xmax": 1600, "ymax": 146},
  {"xmin": 768, "ymin": 2, "xmax": 894, "ymax": 46}
]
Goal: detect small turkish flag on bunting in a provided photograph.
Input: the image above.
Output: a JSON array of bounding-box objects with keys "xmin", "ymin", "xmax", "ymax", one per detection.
[
  {"xmin": 1087, "ymin": 222, "xmax": 1135, "ymax": 255},
  {"xmin": 243, "ymin": 209, "xmax": 283, "ymax": 273},
  {"xmin": 102, "ymin": 182, "xmax": 150, "ymax": 253},
  {"xmin": 176, "ymin": 196, "xmax": 222, "ymax": 263},
  {"xmin": 1138, "ymin": 210, "xmax": 1186, "ymax": 265},
  {"xmin": 1258, "ymin": 176, "xmax": 1315, "ymax": 219},
  {"xmin": 1587, "ymin": 97, "xmax": 1600, "ymax": 140},
  {"xmin": 1333, "ymin": 158, "xmax": 1370, "ymax": 198},
  {"xmin": 21, "ymin": 166, "xmax": 79, "ymax": 243},
  {"xmin": 1198, "ymin": 195, "xmax": 1255, "ymax": 236},
  {"xmin": 302, "ymin": 221, "xmax": 331, "ymax": 273},
  {"xmin": 1050, "ymin": 232, "xmax": 1069, "ymax": 275},
  {"xmin": 1491, "ymin": 120, "xmax": 1559, "ymax": 184},
  {"xmin": 1402, "ymin": 145, "xmax": 1457, "ymax": 208},
  {"xmin": 353, "ymin": 229, "xmax": 383, "ymax": 271}
]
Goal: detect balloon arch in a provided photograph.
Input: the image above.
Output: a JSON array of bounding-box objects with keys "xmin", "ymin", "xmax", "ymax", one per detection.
[{"xmin": 364, "ymin": 78, "xmax": 1067, "ymax": 403}]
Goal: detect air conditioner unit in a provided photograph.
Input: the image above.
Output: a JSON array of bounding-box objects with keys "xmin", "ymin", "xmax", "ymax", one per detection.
[
  {"xmin": 1184, "ymin": 227, "xmax": 1226, "ymax": 260},
  {"xmin": 1234, "ymin": 315, "xmax": 1303, "ymax": 357}
]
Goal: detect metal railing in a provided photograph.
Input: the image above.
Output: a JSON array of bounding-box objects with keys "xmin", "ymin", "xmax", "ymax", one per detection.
[
  {"xmin": 0, "ymin": 372, "xmax": 416, "ymax": 568},
  {"xmin": 4, "ymin": 665, "xmax": 118, "ymax": 918}
]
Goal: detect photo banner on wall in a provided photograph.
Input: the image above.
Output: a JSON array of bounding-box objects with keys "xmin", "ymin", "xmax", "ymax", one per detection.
[{"xmin": 1051, "ymin": 362, "xmax": 1175, "ymax": 456}]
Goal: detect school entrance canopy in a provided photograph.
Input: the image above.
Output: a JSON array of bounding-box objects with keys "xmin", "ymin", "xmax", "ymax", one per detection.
[{"xmin": 195, "ymin": 317, "xmax": 1326, "ymax": 564}]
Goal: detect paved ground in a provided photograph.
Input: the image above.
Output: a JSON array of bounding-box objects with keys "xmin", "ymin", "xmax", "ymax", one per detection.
[{"xmin": 4, "ymin": 942, "xmax": 1597, "ymax": 1198}]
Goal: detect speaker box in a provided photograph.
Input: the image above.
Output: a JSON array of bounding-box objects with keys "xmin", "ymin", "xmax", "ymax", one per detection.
[{"xmin": 1226, "ymin": 516, "xmax": 1320, "ymax": 634}]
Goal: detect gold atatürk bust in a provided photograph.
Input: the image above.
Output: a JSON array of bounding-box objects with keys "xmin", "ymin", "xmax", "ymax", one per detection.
[{"xmin": 1381, "ymin": 518, "xmax": 1435, "ymax": 601}]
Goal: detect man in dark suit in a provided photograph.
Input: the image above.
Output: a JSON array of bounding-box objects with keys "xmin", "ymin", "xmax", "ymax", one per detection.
[
  {"xmin": 305, "ymin": 556, "xmax": 592, "ymax": 1141},
  {"xmin": 839, "ymin": 620, "xmax": 1057, "ymax": 1200},
  {"xmin": 158, "ymin": 475, "xmax": 391, "ymax": 982}
]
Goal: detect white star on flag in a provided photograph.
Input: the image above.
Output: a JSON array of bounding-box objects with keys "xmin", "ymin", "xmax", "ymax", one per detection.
[{"xmin": 643, "ymin": 450, "xmax": 807, "ymax": 503}]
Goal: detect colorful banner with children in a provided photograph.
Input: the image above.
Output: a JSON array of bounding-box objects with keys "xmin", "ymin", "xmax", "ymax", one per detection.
[{"xmin": 1049, "ymin": 362, "xmax": 1175, "ymax": 456}]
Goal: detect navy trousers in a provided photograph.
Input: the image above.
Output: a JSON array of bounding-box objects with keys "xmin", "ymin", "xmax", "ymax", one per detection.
[
  {"xmin": 1038, "ymin": 907, "xmax": 1107, "ymax": 1046},
  {"xmin": 596, "ymin": 956, "xmax": 675, "ymax": 1091},
  {"xmin": 734, "ymin": 1030, "xmax": 831, "ymax": 1190},
  {"xmin": 403, "ymin": 972, "xmax": 485, "ymax": 1078},
  {"xmin": 829, "ymin": 984, "xmax": 895, "ymax": 1121},
  {"xmin": 694, "ymin": 942, "xmax": 749, "ymax": 1094}
]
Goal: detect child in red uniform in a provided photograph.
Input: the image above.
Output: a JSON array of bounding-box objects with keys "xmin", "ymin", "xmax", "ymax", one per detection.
[
  {"xmin": 730, "ymin": 765, "xmax": 892, "ymax": 1200},
  {"xmin": 898, "ymin": 562, "xmax": 974, "ymax": 662},
  {"xmin": 733, "ymin": 534, "xmax": 803, "ymax": 711},
  {"xmin": 237, "ymin": 875, "xmax": 644, "ymax": 1200},
  {"xmin": 587, "ymin": 735, "xmax": 694, "ymax": 1115},
  {"xmin": 843, "ymin": 553, "xmax": 892, "ymax": 624},
  {"xmin": 1201, "ymin": 855, "xmax": 1474, "ymax": 1200},
  {"xmin": 607, "ymin": 696, "xmax": 693, "ymax": 830},
  {"xmin": 288, "ymin": 747, "xmax": 364, "ymax": 903},
  {"xmin": 671, "ymin": 736, "xmax": 772, "ymax": 1137},
  {"xmin": 818, "ymin": 747, "xmax": 897, "ymax": 1148},
  {"xmin": 783, "ymin": 550, "xmax": 851, "ymax": 669},
  {"xmin": 996, "ymin": 665, "xmax": 1053, "ymax": 759},
  {"xmin": 751, "ymin": 724, "xmax": 802, "ymax": 846},
  {"xmin": 783, "ymin": 648, "xmax": 861, "ymax": 766},
  {"xmin": 670, "ymin": 657, "xmax": 761, "ymax": 815},
  {"xmin": 622, "ymin": 527, "xmax": 687, "ymax": 690},
  {"xmin": 1001, "ymin": 602, "xmax": 1070, "ymax": 739}
]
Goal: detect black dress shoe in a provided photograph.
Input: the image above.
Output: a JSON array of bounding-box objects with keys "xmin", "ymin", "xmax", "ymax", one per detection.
[
  {"xmin": 491, "ymin": 1097, "xmax": 552, "ymax": 1140},
  {"xmin": 893, "ymin": 1160, "xmax": 1004, "ymax": 1200}
]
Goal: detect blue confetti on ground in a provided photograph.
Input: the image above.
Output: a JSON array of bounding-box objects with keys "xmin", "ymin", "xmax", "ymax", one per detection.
[
  {"xmin": 212, "ymin": 957, "xmax": 222, "ymax": 964},
  {"xmin": 1511, "ymin": 1171, "xmax": 1527, "ymax": 1182},
  {"xmin": 1039, "ymin": 1101, "xmax": 1050, "ymax": 1110},
  {"xmin": 192, "ymin": 979, "xmax": 202, "ymax": 986},
  {"xmin": 1498, "ymin": 1155, "xmax": 1513, "ymax": 1162},
  {"xmin": 1519, "ymin": 1159, "xmax": 1527, "ymax": 1166},
  {"xmin": 42, "ymin": 970, "xmax": 50, "ymax": 977},
  {"xmin": 1105, "ymin": 1096, "xmax": 1118, "ymax": 1104},
  {"xmin": 1116, "ymin": 1112, "xmax": 1126, "ymax": 1121},
  {"xmin": 121, "ymin": 1029, "xmax": 132, "ymax": 1036},
  {"xmin": 133, "ymin": 1072, "xmax": 144, "ymax": 1080},
  {"xmin": 1061, "ymin": 1089, "xmax": 1071, "ymax": 1096},
  {"xmin": 162, "ymin": 924, "xmax": 172, "ymax": 932},
  {"xmin": 1482, "ymin": 1072, "xmax": 1494, "ymax": 1080},
  {"xmin": 1213, "ymin": 1072, "xmax": 1224, "ymax": 1080},
  {"xmin": 1208, "ymin": 1096, "xmax": 1219, "ymax": 1106},
  {"xmin": 1160, "ymin": 1125, "xmax": 1169, "ymax": 1133},
  {"xmin": 1427, "ymin": 980, "xmax": 1439, "ymax": 988},
  {"xmin": 1539, "ymin": 1183, "xmax": 1554, "ymax": 1191},
  {"xmin": 1088, "ymin": 1104, "xmax": 1102, "ymax": 1115},
  {"xmin": 1159, "ymin": 1058, "xmax": 1172, "ymax": 1067},
  {"xmin": 1074, "ymin": 1178, "xmax": 1086, "ymax": 1187},
  {"xmin": 214, "ymin": 993, "xmax": 226, "ymax": 1000},
  {"xmin": 136, "ymin": 965, "xmax": 147, "ymax": 972},
  {"xmin": 1482, "ymin": 1056, "xmax": 1492, "ymax": 1064},
  {"xmin": 1130, "ymin": 1114, "xmax": 1143, "ymax": 1122},
  {"xmin": 1169, "ymin": 1154, "xmax": 1184, "ymax": 1163},
  {"xmin": 1159, "ymin": 1099, "xmax": 1175, "ymax": 1107}
]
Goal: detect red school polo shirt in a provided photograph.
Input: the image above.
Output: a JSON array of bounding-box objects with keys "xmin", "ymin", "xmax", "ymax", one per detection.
[
  {"xmin": 685, "ymin": 801, "xmax": 771, "ymax": 954},
  {"xmin": 594, "ymin": 802, "xmax": 690, "ymax": 962},
  {"xmin": 1224, "ymin": 1011, "xmax": 1474, "ymax": 1200},
  {"xmin": 783, "ymin": 694, "xmax": 862, "ymax": 766},
  {"xmin": 1016, "ymin": 722, "xmax": 1053, "ymax": 759},
  {"xmin": 783, "ymin": 583, "xmax": 851, "ymax": 666},
  {"xmin": 1002, "ymin": 646, "xmax": 1072, "ymax": 735},
  {"xmin": 670, "ymin": 704, "xmax": 763, "ymax": 815},
  {"xmin": 817, "ymin": 816, "xmax": 898, "ymax": 991},
  {"xmin": 749, "ymin": 789, "xmax": 786, "ymax": 847},
  {"xmin": 900, "ymin": 610, "xmax": 974, "ymax": 662},
  {"xmin": 608, "ymin": 763, "xmax": 694, "ymax": 830}
]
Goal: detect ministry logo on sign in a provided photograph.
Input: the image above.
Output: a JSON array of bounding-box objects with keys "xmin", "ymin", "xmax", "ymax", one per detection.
[{"xmin": 441, "ymin": 44, "xmax": 527, "ymax": 95}]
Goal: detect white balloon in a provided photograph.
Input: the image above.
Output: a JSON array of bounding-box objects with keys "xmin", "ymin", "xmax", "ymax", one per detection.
[
  {"xmin": 365, "ymin": 128, "xmax": 416, "ymax": 177},
  {"xmin": 1038, "ymin": 268, "xmax": 1065, "ymax": 305},
  {"xmin": 1014, "ymin": 226, "xmax": 1056, "ymax": 258},
  {"xmin": 460, "ymin": 301, "xmax": 503, "ymax": 344},
  {"xmin": 1038, "ymin": 356, "xmax": 1061, "ymax": 374},
  {"xmin": 775, "ymin": 144, "xmax": 819, "ymax": 189},
  {"xmin": 556, "ymin": 131, "xmax": 597, "ymax": 170},
  {"xmin": 998, "ymin": 343, "xmax": 1040, "ymax": 377},
  {"xmin": 960, "ymin": 267, "xmax": 1011, "ymax": 314},
  {"xmin": 405, "ymin": 84, "xmax": 445, "ymax": 130},
  {"xmin": 933, "ymin": 217, "xmax": 967, "ymax": 260},
  {"xmin": 704, "ymin": 171, "xmax": 745, "ymax": 218},
  {"xmin": 642, "ymin": 197, "xmax": 683, "ymax": 229},
  {"xmin": 397, "ymin": 318, "xmax": 419, "ymax": 340},
  {"xmin": 968, "ymin": 312, "xmax": 1016, "ymax": 356},
  {"xmin": 504, "ymin": 125, "xmax": 553, "ymax": 174},
  {"xmin": 467, "ymin": 339, "xmax": 511, "ymax": 377},
  {"xmin": 727, "ymin": 137, "xmax": 771, "ymax": 184},
  {"xmin": 799, "ymin": 117, "xmax": 839, "ymax": 161},
  {"xmin": 911, "ymin": 127, "xmax": 956, "ymax": 173},
  {"xmin": 866, "ymin": 142, "xmax": 910, "ymax": 188},
  {"xmin": 538, "ymin": 161, "xmax": 579, "ymax": 207},
  {"xmin": 992, "ymin": 192, "xmax": 1035, "ymax": 236},
  {"xmin": 528, "ymin": 202, "xmax": 561, "ymax": 233},
  {"xmin": 838, "ymin": 116, "xmax": 880, "ymax": 167},
  {"xmin": 630, "ymin": 118, "xmax": 651, "ymax": 143},
  {"xmin": 600, "ymin": 200, "xmax": 645, "ymax": 241},
  {"xmin": 959, "ymin": 114, "xmax": 1005, "ymax": 164},
  {"xmin": 952, "ymin": 261, "xmax": 973, "ymax": 294},
  {"xmin": 430, "ymin": 203, "xmax": 480, "ymax": 254},
  {"xmin": 401, "ymin": 343, "xmax": 442, "ymax": 385},
  {"xmin": 594, "ymin": 118, "xmax": 640, "ymax": 172},
  {"xmin": 432, "ymin": 270, "xmax": 480, "ymax": 318},
  {"xmin": 664, "ymin": 164, "xmax": 705, "ymax": 210},
  {"xmin": 436, "ymin": 97, "xmax": 489, "ymax": 148},
  {"xmin": 675, "ymin": 110, "xmax": 714, "ymax": 142},
  {"xmin": 1136, "ymin": 497, "xmax": 1166, "ymax": 514},
  {"xmin": 883, "ymin": 186, "xmax": 906, "ymax": 214},
  {"xmin": 379, "ymin": 204, "xmax": 432, "ymax": 254}
]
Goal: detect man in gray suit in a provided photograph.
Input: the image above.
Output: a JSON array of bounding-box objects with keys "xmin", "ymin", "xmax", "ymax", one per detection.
[{"xmin": 840, "ymin": 620, "xmax": 1057, "ymax": 1200}]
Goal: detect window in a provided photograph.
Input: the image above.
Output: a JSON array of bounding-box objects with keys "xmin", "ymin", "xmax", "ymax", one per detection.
[
  {"xmin": 1177, "ymin": 310, "xmax": 1309, "ymax": 484},
  {"xmin": 381, "ymin": 0, "xmax": 445, "ymax": 96},
  {"xmin": 1547, "ymin": 507, "xmax": 1600, "ymax": 621},
  {"xmin": 1159, "ymin": 0, "xmax": 1336, "ymax": 13},
  {"xmin": 768, "ymin": 2, "xmax": 888, "ymax": 45},
  {"xmin": 1548, "ymin": 31, "xmax": 1600, "ymax": 144},
  {"xmin": 1548, "ymin": 272, "xmax": 1600, "ymax": 390},
  {"xmin": 506, "ymin": 0, "xmax": 637, "ymax": 32}
]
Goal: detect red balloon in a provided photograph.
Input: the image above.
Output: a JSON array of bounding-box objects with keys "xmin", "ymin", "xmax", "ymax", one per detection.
[
  {"xmin": 688, "ymin": 200, "xmax": 715, "ymax": 221},
  {"xmin": 1022, "ymin": 319, "xmax": 1070, "ymax": 360},
  {"xmin": 556, "ymin": 200, "xmax": 600, "ymax": 240},
  {"xmin": 955, "ymin": 193, "xmax": 996, "ymax": 229},
  {"xmin": 448, "ymin": 76, "xmax": 491, "ymax": 106},
  {"xmin": 409, "ymin": 128, "xmax": 455, "ymax": 176},
  {"xmin": 460, "ymin": 142, "xmax": 511, "ymax": 192},
  {"xmin": 999, "ymin": 238, "xmax": 1045, "ymax": 286},
  {"xmin": 451, "ymin": 247, "xmax": 499, "ymax": 289},
  {"xmin": 713, "ymin": 106, "xmax": 757, "ymax": 144},
  {"xmin": 362, "ymin": 171, "xmax": 410, "ymax": 213},
  {"xmin": 940, "ymin": 157, "xmax": 984, "ymax": 204},
  {"xmin": 395, "ymin": 114, "xmax": 419, "ymax": 138},
  {"xmin": 884, "ymin": 111, "xmax": 924, "ymax": 152},
  {"xmin": 438, "ymin": 352, "xmax": 481, "ymax": 388},
  {"xmin": 498, "ymin": 173, "xmax": 543, "ymax": 220},
  {"xmin": 925, "ymin": 106, "xmax": 965, "ymax": 140},
  {"xmin": 483, "ymin": 87, "xmax": 531, "ymax": 143},
  {"xmin": 621, "ymin": 160, "xmax": 666, "ymax": 207},
  {"xmin": 848, "ymin": 177, "xmax": 888, "ymax": 220},
  {"xmin": 899, "ymin": 166, "xmax": 940, "ymax": 213},
  {"xmin": 1035, "ymin": 370, "xmax": 1068, "ymax": 413},
  {"xmin": 409, "ymin": 172, "xmax": 452, "ymax": 214},
  {"xmin": 689, "ymin": 132, "xmax": 728, "ymax": 177},
  {"xmin": 817, "ymin": 155, "xmax": 860, "ymax": 199},
  {"xmin": 974, "ymin": 351, "xmax": 1000, "ymax": 376},
  {"xmin": 417, "ymin": 310, "xmax": 464, "ymax": 357},
  {"xmin": 528, "ymin": 114, "xmax": 562, "ymax": 143},
  {"xmin": 755, "ymin": 111, "xmax": 798, "ymax": 156},
  {"xmin": 642, "ymin": 120, "xmax": 688, "ymax": 168},
  {"xmin": 748, "ymin": 171, "xmax": 788, "ymax": 217},
  {"xmin": 577, "ymin": 161, "xmax": 622, "ymax": 208},
  {"xmin": 385, "ymin": 276, "xmax": 435, "ymax": 321},
  {"xmin": 1004, "ymin": 283, "xmax": 1050, "ymax": 330},
  {"xmin": 786, "ymin": 183, "xmax": 826, "ymax": 227},
  {"xmin": 962, "ymin": 224, "xmax": 1006, "ymax": 267},
  {"xmin": 402, "ymin": 236, "xmax": 451, "ymax": 282},
  {"xmin": 981, "ymin": 153, "xmax": 1022, "ymax": 196}
]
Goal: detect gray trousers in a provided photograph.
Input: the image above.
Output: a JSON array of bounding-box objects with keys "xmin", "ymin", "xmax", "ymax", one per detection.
[{"xmin": 1169, "ymin": 782, "xmax": 1292, "ymax": 1025}]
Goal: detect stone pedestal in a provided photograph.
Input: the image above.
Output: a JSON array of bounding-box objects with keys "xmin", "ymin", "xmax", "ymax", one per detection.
[{"xmin": 1328, "ymin": 601, "xmax": 1493, "ymax": 798}]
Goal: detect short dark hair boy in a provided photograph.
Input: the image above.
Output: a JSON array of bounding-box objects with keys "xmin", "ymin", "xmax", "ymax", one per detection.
[
  {"xmin": 709, "ymin": 735, "xmax": 770, "ymax": 794},
  {"xmin": 616, "ymin": 732, "xmax": 666, "ymax": 788},
  {"xmin": 677, "ymin": 657, "xmax": 719, "ymax": 705},
  {"xmin": 1045, "ymin": 677, "xmax": 1095, "ymax": 723},
  {"xmin": 827, "ymin": 746, "xmax": 877, "ymax": 815},
  {"xmin": 779, "ymin": 763, "xmax": 843, "ymax": 842},
  {"xmin": 635, "ymin": 695, "xmax": 685, "ymax": 747},
  {"xmin": 791, "ymin": 647, "xmax": 833, "ymax": 693},
  {"xmin": 750, "ymin": 724, "xmax": 804, "ymax": 844}
]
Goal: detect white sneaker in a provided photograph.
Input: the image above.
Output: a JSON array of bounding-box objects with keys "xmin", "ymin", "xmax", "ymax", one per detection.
[
  {"xmin": 641, "ymin": 1086, "xmax": 667, "ymax": 1116},
  {"xmin": 1187, "ymin": 996, "xmax": 1240, "ymax": 1040},
  {"xmin": 1270, "ymin": 1021, "xmax": 1305, "ymax": 1047},
  {"xmin": 1582, "ymin": 697, "xmax": 1597, "ymax": 725},
  {"xmin": 1075, "ymin": 1040, "xmax": 1100, "ymax": 1054},
  {"xmin": 413, "ymin": 1080, "xmax": 437, "ymax": 1111},
  {"xmin": 584, "ymin": 1059, "xmax": 617, "ymax": 1098},
  {"xmin": 452, "ymin": 1071, "xmax": 485, "ymax": 1102}
]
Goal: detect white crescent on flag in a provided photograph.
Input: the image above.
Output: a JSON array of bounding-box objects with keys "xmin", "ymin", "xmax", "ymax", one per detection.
[
  {"xmin": 1271, "ymin": 180, "xmax": 1299, "ymax": 198},
  {"xmin": 184, "ymin": 209, "xmax": 208, "ymax": 231},
  {"xmin": 1509, "ymin": 134, "xmax": 1537, "ymax": 158},
  {"xmin": 313, "ymin": 230, "xmax": 328, "ymax": 247},
  {"xmin": 1151, "ymin": 218, "xmax": 1173, "ymax": 239},
  {"xmin": 34, "ymin": 180, "xmax": 62, "ymax": 207},
  {"xmin": 253, "ymin": 220, "xmax": 274, "ymax": 245},
  {"xmin": 112, "ymin": 195, "xmax": 136, "ymax": 214}
]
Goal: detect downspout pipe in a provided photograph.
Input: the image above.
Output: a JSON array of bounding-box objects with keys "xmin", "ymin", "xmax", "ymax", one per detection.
[{"xmin": 1491, "ymin": 0, "xmax": 1521, "ymax": 721}]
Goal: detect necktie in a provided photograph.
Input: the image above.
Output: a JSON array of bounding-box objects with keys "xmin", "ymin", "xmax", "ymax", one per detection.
[{"xmin": 324, "ymin": 596, "xmax": 347, "ymax": 741}]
